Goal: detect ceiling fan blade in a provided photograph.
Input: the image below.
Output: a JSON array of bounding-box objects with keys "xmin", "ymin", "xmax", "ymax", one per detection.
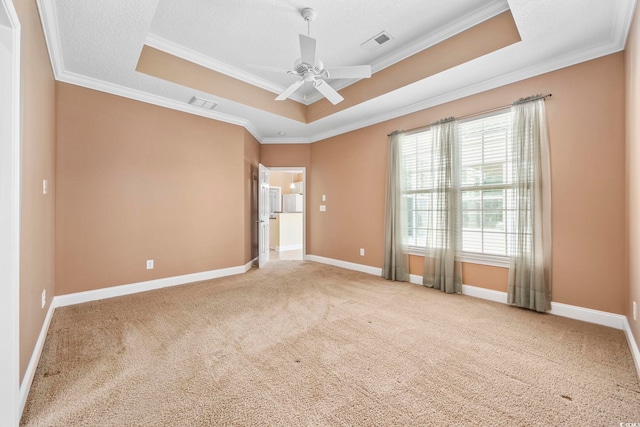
[
  {"xmin": 247, "ymin": 64, "xmax": 294, "ymax": 74},
  {"xmin": 314, "ymin": 79, "xmax": 344, "ymax": 105},
  {"xmin": 275, "ymin": 80, "xmax": 304, "ymax": 101},
  {"xmin": 324, "ymin": 65, "xmax": 372, "ymax": 79},
  {"xmin": 299, "ymin": 34, "xmax": 316, "ymax": 66}
]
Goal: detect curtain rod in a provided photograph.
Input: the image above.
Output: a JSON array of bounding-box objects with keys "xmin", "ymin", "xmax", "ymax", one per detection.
[{"xmin": 387, "ymin": 93, "xmax": 552, "ymax": 136}]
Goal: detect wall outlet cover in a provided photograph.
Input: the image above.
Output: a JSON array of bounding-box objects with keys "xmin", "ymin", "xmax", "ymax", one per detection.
[
  {"xmin": 360, "ymin": 248, "xmax": 365, "ymax": 256},
  {"xmin": 41, "ymin": 289, "xmax": 46, "ymax": 308},
  {"xmin": 146, "ymin": 259, "xmax": 154, "ymax": 270}
]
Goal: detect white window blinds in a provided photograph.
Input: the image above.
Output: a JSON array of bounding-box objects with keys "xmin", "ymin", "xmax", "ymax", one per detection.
[
  {"xmin": 401, "ymin": 110, "xmax": 516, "ymax": 257},
  {"xmin": 459, "ymin": 111, "xmax": 514, "ymax": 256}
]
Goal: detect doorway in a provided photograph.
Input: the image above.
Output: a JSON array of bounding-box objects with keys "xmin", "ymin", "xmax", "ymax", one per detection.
[
  {"xmin": 267, "ymin": 167, "xmax": 305, "ymax": 262},
  {"xmin": 0, "ymin": 0, "xmax": 21, "ymax": 423}
]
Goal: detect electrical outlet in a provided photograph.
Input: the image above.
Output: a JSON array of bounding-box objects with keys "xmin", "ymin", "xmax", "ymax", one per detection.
[
  {"xmin": 146, "ymin": 259, "xmax": 154, "ymax": 270},
  {"xmin": 41, "ymin": 289, "xmax": 46, "ymax": 309},
  {"xmin": 360, "ymin": 248, "xmax": 365, "ymax": 256},
  {"xmin": 634, "ymin": 301, "xmax": 637, "ymax": 321},
  {"xmin": 42, "ymin": 179, "xmax": 48, "ymax": 195}
]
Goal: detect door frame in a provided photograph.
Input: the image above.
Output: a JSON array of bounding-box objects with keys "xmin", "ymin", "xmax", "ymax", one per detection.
[
  {"xmin": 258, "ymin": 164, "xmax": 270, "ymax": 267},
  {"xmin": 267, "ymin": 167, "xmax": 306, "ymax": 258},
  {"xmin": 0, "ymin": 0, "xmax": 21, "ymax": 424}
]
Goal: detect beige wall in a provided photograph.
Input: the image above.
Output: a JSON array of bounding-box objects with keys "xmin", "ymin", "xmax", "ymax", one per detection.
[
  {"xmin": 306, "ymin": 11, "xmax": 520, "ymax": 123},
  {"xmin": 306, "ymin": 53, "xmax": 627, "ymax": 314},
  {"xmin": 136, "ymin": 46, "xmax": 307, "ymax": 123},
  {"xmin": 309, "ymin": 126, "xmax": 388, "ymax": 264},
  {"xmin": 16, "ymin": 0, "xmax": 57, "ymax": 382},
  {"xmin": 55, "ymin": 83, "xmax": 249, "ymax": 295},
  {"xmin": 269, "ymin": 171, "xmax": 299, "ymax": 195},
  {"xmin": 626, "ymin": 5, "xmax": 640, "ymax": 346},
  {"xmin": 134, "ymin": 12, "xmax": 518, "ymax": 126},
  {"xmin": 260, "ymin": 144, "xmax": 311, "ymax": 170}
]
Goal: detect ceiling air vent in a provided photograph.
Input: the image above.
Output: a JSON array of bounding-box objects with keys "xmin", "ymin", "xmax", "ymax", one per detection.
[
  {"xmin": 188, "ymin": 96, "xmax": 217, "ymax": 110},
  {"xmin": 361, "ymin": 31, "xmax": 394, "ymax": 50}
]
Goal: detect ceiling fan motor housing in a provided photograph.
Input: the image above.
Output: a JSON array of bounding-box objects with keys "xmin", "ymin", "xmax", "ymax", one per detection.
[{"xmin": 293, "ymin": 58, "xmax": 324, "ymax": 76}]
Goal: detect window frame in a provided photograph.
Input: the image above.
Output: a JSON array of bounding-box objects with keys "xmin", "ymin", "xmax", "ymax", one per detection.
[{"xmin": 402, "ymin": 109, "xmax": 513, "ymax": 268}]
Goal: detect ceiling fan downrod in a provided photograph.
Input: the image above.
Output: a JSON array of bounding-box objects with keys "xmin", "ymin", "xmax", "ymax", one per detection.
[{"xmin": 301, "ymin": 7, "xmax": 317, "ymax": 37}]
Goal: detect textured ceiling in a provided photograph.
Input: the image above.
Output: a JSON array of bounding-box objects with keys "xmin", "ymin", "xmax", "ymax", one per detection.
[
  {"xmin": 40, "ymin": 0, "xmax": 637, "ymax": 143},
  {"xmin": 148, "ymin": 0, "xmax": 503, "ymax": 99}
]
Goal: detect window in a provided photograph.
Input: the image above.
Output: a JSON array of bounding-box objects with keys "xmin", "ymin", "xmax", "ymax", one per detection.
[
  {"xmin": 401, "ymin": 128, "xmax": 432, "ymax": 248},
  {"xmin": 402, "ymin": 110, "xmax": 515, "ymax": 260}
]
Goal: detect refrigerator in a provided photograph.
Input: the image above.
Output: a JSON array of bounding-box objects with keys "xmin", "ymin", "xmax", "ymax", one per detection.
[{"xmin": 282, "ymin": 194, "xmax": 303, "ymax": 212}]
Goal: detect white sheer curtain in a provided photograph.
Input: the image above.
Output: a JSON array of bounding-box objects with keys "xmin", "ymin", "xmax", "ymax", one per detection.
[
  {"xmin": 508, "ymin": 96, "xmax": 552, "ymax": 312},
  {"xmin": 423, "ymin": 118, "xmax": 462, "ymax": 294},
  {"xmin": 383, "ymin": 131, "xmax": 409, "ymax": 281}
]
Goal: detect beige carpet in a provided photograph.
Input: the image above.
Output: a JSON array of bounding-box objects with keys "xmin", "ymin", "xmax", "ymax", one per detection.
[{"xmin": 21, "ymin": 261, "xmax": 640, "ymax": 426}]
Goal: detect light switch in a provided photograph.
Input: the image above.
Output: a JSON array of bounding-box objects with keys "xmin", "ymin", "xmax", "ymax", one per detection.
[
  {"xmin": 322, "ymin": 195, "xmax": 326, "ymax": 201},
  {"xmin": 320, "ymin": 205, "xmax": 326, "ymax": 212},
  {"xmin": 42, "ymin": 179, "xmax": 48, "ymax": 195}
]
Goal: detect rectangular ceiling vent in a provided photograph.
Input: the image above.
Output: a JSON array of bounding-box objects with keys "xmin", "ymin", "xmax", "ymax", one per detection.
[
  {"xmin": 188, "ymin": 96, "xmax": 217, "ymax": 110},
  {"xmin": 361, "ymin": 31, "xmax": 394, "ymax": 50}
]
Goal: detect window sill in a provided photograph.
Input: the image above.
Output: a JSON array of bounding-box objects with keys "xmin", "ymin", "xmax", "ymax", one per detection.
[{"xmin": 406, "ymin": 247, "xmax": 510, "ymax": 268}]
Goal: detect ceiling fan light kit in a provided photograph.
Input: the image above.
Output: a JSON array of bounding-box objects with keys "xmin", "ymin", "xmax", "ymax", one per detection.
[{"xmin": 256, "ymin": 7, "xmax": 372, "ymax": 105}]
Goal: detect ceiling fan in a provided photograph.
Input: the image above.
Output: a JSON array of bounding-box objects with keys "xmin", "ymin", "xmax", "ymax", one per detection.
[{"xmin": 250, "ymin": 8, "xmax": 372, "ymax": 105}]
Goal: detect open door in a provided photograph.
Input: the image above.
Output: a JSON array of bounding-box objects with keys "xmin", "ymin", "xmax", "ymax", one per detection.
[
  {"xmin": 258, "ymin": 164, "xmax": 270, "ymax": 267},
  {"xmin": 0, "ymin": 1, "xmax": 20, "ymax": 423}
]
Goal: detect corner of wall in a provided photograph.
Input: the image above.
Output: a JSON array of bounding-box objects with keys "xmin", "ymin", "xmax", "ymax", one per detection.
[{"xmin": 625, "ymin": 1, "xmax": 640, "ymax": 352}]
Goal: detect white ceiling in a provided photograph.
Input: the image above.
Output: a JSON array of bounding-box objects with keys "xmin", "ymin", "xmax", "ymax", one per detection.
[{"xmin": 38, "ymin": 0, "xmax": 637, "ymax": 143}]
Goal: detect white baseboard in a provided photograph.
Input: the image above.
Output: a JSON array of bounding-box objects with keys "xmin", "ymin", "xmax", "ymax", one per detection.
[
  {"xmin": 306, "ymin": 255, "xmax": 629, "ymax": 332},
  {"xmin": 461, "ymin": 284, "xmax": 509, "ymax": 305},
  {"xmin": 313, "ymin": 255, "xmax": 638, "ymax": 377},
  {"xmin": 460, "ymin": 284, "xmax": 628, "ymax": 330},
  {"xmin": 275, "ymin": 244, "xmax": 302, "ymax": 252},
  {"xmin": 548, "ymin": 301, "xmax": 627, "ymax": 330},
  {"xmin": 19, "ymin": 300, "xmax": 56, "ymax": 416},
  {"xmin": 304, "ymin": 254, "xmax": 383, "ymax": 276},
  {"xmin": 19, "ymin": 258, "xmax": 256, "ymax": 419},
  {"xmin": 55, "ymin": 259, "xmax": 255, "ymax": 308},
  {"xmin": 413, "ymin": 275, "xmax": 509, "ymax": 304},
  {"xmin": 409, "ymin": 274, "xmax": 422, "ymax": 285},
  {"xmin": 623, "ymin": 318, "xmax": 640, "ymax": 379},
  {"xmin": 19, "ymin": 254, "xmax": 639, "ymax": 418}
]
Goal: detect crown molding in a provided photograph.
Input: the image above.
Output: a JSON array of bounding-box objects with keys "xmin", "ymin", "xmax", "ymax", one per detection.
[
  {"xmin": 261, "ymin": 136, "xmax": 312, "ymax": 144},
  {"xmin": 614, "ymin": 0, "xmax": 638, "ymax": 48},
  {"xmin": 370, "ymin": 0, "xmax": 509, "ymax": 75},
  {"xmin": 36, "ymin": 0, "xmax": 634, "ymax": 146},
  {"xmin": 266, "ymin": 0, "xmax": 511, "ymax": 106},
  {"xmin": 144, "ymin": 33, "xmax": 307, "ymax": 104},
  {"xmin": 37, "ymin": 0, "xmax": 65, "ymax": 77},
  {"xmin": 303, "ymin": 36, "xmax": 626, "ymax": 144},
  {"xmin": 56, "ymin": 70, "xmax": 264, "ymax": 142},
  {"xmin": 47, "ymin": 34, "xmax": 627, "ymax": 147}
]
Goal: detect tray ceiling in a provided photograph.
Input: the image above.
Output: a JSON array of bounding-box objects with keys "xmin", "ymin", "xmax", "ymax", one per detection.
[{"xmin": 38, "ymin": 0, "xmax": 637, "ymax": 143}]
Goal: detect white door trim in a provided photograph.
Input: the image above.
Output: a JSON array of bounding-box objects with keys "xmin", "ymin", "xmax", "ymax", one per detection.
[
  {"xmin": 258, "ymin": 164, "xmax": 270, "ymax": 267},
  {"xmin": 0, "ymin": 0, "xmax": 21, "ymax": 424},
  {"xmin": 267, "ymin": 167, "xmax": 306, "ymax": 259}
]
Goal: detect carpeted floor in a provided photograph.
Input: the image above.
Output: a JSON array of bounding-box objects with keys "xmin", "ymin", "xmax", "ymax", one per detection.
[{"xmin": 21, "ymin": 261, "xmax": 640, "ymax": 426}]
